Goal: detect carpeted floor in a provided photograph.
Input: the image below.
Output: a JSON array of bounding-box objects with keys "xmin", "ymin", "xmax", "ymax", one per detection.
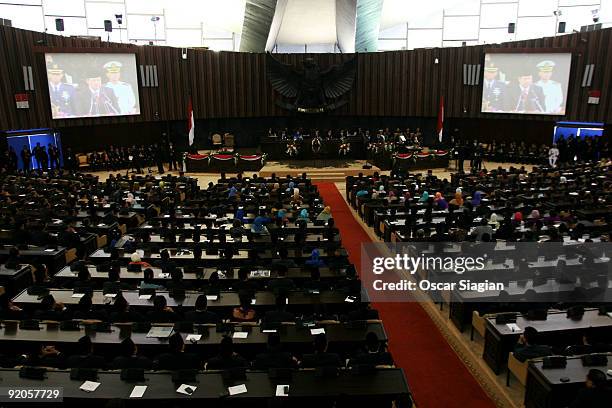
[{"xmin": 315, "ymin": 182, "xmax": 496, "ymax": 408}]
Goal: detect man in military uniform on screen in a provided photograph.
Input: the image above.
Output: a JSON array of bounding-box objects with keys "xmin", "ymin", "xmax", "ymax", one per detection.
[
  {"xmin": 47, "ymin": 64, "xmax": 76, "ymax": 117},
  {"xmin": 482, "ymin": 63, "xmax": 506, "ymax": 112},
  {"xmin": 103, "ymin": 61, "xmax": 137, "ymax": 115},
  {"xmin": 506, "ymin": 69, "xmax": 546, "ymax": 114},
  {"xmin": 76, "ymin": 70, "xmax": 120, "ymax": 116},
  {"xmin": 536, "ymin": 60, "xmax": 564, "ymax": 114}
]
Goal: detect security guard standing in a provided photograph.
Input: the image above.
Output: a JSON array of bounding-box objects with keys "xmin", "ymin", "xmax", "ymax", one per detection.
[
  {"xmin": 103, "ymin": 61, "xmax": 137, "ymax": 115},
  {"xmin": 536, "ymin": 60, "xmax": 564, "ymax": 114}
]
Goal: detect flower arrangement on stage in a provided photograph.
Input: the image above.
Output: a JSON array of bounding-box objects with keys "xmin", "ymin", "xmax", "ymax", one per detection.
[
  {"xmin": 311, "ymin": 136, "xmax": 322, "ymax": 153},
  {"xmin": 286, "ymin": 141, "xmax": 299, "ymax": 157},
  {"xmin": 338, "ymin": 142, "xmax": 350, "ymax": 156}
]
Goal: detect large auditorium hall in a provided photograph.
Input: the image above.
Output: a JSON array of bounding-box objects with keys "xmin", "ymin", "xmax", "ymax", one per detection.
[{"xmin": 0, "ymin": 1, "xmax": 611, "ymax": 407}]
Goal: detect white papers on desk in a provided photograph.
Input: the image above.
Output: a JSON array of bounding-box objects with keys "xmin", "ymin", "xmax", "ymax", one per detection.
[
  {"xmin": 158, "ymin": 273, "xmax": 170, "ymax": 279},
  {"xmin": 506, "ymin": 323, "xmax": 521, "ymax": 332},
  {"xmin": 276, "ymin": 385, "xmax": 289, "ymax": 397},
  {"xmin": 345, "ymin": 296, "xmax": 356, "ymax": 303},
  {"xmin": 176, "ymin": 384, "xmax": 197, "ymax": 396},
  {"xmin": 104, "ymin": 293, "xmax": 117, "ymax": 298},
  {"xmin": 233, "ymin": 331, "xmax": 248, "ymax": 339},
  {"xmin": 139, "ymin": 294, "xmax": 152, "ymax": 300},
  {"xmin": 186, "ymin": 334, "xmax": 201, "ymax": 342},
  {"xmin": 71, "ymin": 293, "xmax": 85, "ymax": 299},
  {"xmin": 44, "ymin": 248, "xmax": 55, "ymax": 252},
  {"xmin": 80, "ymin": 381, "xmax": 101, "ymax": 392},
  {"xmin": 206, "ymin": 295, "xmax": 218, "ymax": 301},
  {"xmin": 251, "ymin": 299, "xmax": 257, "ymax": 305},
  {"xmin": 310, "ymin": 328, "xmax": 325, "ymax": 335},
  {"xmin": 228, "ymin": 384, "xmax": 247, "ymax": 396},
  {"xmin": 164, "ymin": 215, "xmax": 170, "ymax": 218},
  {"xmin": 129, "ymin": 385, "xmax": 147, "ymax": 398},
  {"xmin": 262, "ymin": 329, "xmax": 277, "ymax": 333}
]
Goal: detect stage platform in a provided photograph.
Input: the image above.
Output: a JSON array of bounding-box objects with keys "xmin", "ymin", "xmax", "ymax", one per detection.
[{"xmin": 259, "ymin": 160, "xmax": 380, "ymax": 182}]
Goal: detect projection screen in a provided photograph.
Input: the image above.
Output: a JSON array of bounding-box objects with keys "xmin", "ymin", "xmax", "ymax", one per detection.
[
  {"xmin": 481, "ymin": 52, "xmax": 572, "ymax": 115},
  {"xmin": 45, "ymin": 53, "xmax": 140, "ymax": 119}
]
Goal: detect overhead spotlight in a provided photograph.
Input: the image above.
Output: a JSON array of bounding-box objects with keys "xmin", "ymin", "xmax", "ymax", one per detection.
[
  {"xmin": 553, "ymin": 10, "xmax": 562, "ymax": 17},
  {"xmin": 115, "ymin": 14, "xmax": 123, "ymax": 25},
  {"xmin": 591, "ymin": 9, "xmax": 599, "ymax": 23},
  {"xmin": 151, "ymin": 16, "xmax": 160, "ymax": 22}
]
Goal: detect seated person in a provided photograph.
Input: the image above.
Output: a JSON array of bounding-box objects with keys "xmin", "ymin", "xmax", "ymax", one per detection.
[
  {"xmin": 300, "ymin": 333, "xmax": 342, "ymax": 368},
  {"xmin": 271, "ymin": 248, "xmax": 297, "ymax": 269},
  {"xmin": 513, "ymin": 326, "xmax": 553, "ymax": 362},
  {"xmin": 316, "ymin": 206, "xmax": 332, "ymax": 222},
  {"xmin": 111, "ymin": 338, "xmax": 153, "ymax": 370},
  {"xmin": 206, "ymin": 336, "xmax": 248, "ymax": 370},
  {"xmin": 303, "ymin": 266, "xmax": 325, "ymax": 292},
  {"xmin": 184, "ymin": 295, "xmax": 220, "ymax": 324},
  {"xmin": 565, "ymin": 330, "xmax": 612, "ymax": 355},
  {"xmin": 109, "ymin": 294, "xmax": 143, "ymax": 323},
  {"xmin": 139, "ymin": 268, "xmax": 164, "ymax": 290},
  {"xmin": 267, "ymin": 264, "xmax": 295, "ymax": 296},
  {"xmin": 102, "ymin": 268, "xmax": 132, "ymax": 293},
  {"xmin": 262, "ymin": 296, "xmax": 295, "ymax": 324},
  {"xmin": 472, "ymin": 218, "xmax": 494, "ymax": 242},
  {"xmin": 348, "ymin": 332, "xmax": 393, "ymax": 367},
  {"xmin": 65, "ymin": 335, "xmax": 107, "ymax": 369},
  {"xmin": 129, "ymin": 252, "xmax": 151, "ymax": 268},
  {"xmin": 154, "ymin": 332, "xmax": 201, "ymax": 370},
  {"xmin": 71, "ymin": 294, "xmax": 108, "ymax": 321},
  {"xmin": 345, "ymin": 303, "xmax": 379, "ymax": 321},
  {"xmin": 569, "ymin": 369, "xmax": 611, "ymax": 408},
  {"xmin": 166, "ymin": 268, "xmax": 192, "ymax": 291},
  {"xmin": 72, "ymin": 265, "xmax": 95, "ymax": 293},
  {"xmin": 231, "ymin": 293, "xmax": 257, "ymax": 322},
  {"xmin": 252, "ymin": 332, "xmax": 297, "ymax": 370},
  {"xmin": 23, "ymin": 344, "xmax": 65, "ymax": 369},
  {"xmin": 146, "ymin": 295, "xmax": 178, "ymax": 323},
  {"xmin": 305, "ymin": 249, "xmax": 326, "ymax": 267},
  {"xmin": 233, "ymin": 267, "xmax": 258, "ymax": 297},
  {"xmin": 34, "ymin": 294, "xmax": 69, "ymax": 321},
  {"xmin": 251, "ymin": 212, "xmax": 271, "ymax": 235}
]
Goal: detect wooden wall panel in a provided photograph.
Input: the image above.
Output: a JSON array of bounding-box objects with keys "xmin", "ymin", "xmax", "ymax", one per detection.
[{"xmin": 1, "ymin": 25, "xmax": 612, "ymax": 133}]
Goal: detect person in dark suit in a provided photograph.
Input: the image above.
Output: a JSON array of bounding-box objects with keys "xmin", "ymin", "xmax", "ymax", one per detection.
[
  {"xmin": 65, "ymin": 335, "xmax": 107, "ymax": 369},
  {"xmin": 348, "ymin": 332, "xmax": 393, "ymax": 367},
  {"xmin": 155, "ymin": 332, "xmax": 202, "ymax": 370},
  {"xmin": 505, "ymin": 71, "xmax": 546, "ymax": 113},
  {"xmin": 71, "ymin": 294, "xmax": 108, "ymax": 321},
  {"xmin": 300, "ymin": 333, "xmax": 342, "ymax": 368},
  {"xmin": 76, "ymin": 70, "xmax": 120, "ymax": 116},
  {"xmin": 109, "ymin": 294, "xmax": 143, "ymax": 323},
  {"xmin": 569, "ymin": 369, "xmax": 611, "ymax": 408},
  {"xmin": 102, "ymin": 269, "xmax": 132, "ymax": 294},
  {"xmin": 146, "ymin": 295, "xmax": 178, "ymax": 323},
  {"xmin": 513, "ymin": 326, "xmax": 553, "ymax": 362},
  {"xmin": 263, "ymin": 296, "xmax": 295, "ymax": 324},
  {"xmin": 20, "ymin": 145, "xmax": 32, "ymax": 172},
  {"xmin": 206, "ymin": 336, "xmax": 248, "ymax": 370},
  {"xmin": 267, "ymin": 265, "xmax": 296, "ymax": 296},
  {"xmin": 111, "ymin": 338, "xmax": 153, "ymax": 370},
  {"xmin": 252, "ymin": 332, "xmax": 297, "ymax": 370},
  {"xmin": 233, "ymin": 267, "xmax": 258, "ymax": 297},
  {"xmin": 33, "ymin": 294, "xmax": 69, "ymax": 321},
  {"xmin": 184, "ymin": 295, "xmax": 220, "ymax": 324}
]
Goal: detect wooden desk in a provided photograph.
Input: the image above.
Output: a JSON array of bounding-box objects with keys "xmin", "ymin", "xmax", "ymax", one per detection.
[
  {"xmin": 525, "ymin": 355, "xmax": 612, "ymax": 408},
  {"xmin": 0, "ymin": 264, "xmax": 32, "ymax": 297},
  {"xmin": 483, "ymin": 309, "xmax": 612, "ymax": 374},
  {"xmin": 0, "ymin": 246, "xmax": 66, "ymax": 273}
]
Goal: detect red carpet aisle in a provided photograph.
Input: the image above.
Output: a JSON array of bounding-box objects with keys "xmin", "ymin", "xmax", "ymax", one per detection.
[{"xmin": 315, "ymin": 182, "xmax": 496, "ymax": 408}]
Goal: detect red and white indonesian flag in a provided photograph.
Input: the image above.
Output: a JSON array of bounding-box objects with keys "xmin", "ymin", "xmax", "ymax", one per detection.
[
  {"xmin": 187, "ymin": 97, "xmax": 195, "ymax": 146},
  {"xmin": 437, "ymin": 96, "xmax": 444, "ymax": 143}
]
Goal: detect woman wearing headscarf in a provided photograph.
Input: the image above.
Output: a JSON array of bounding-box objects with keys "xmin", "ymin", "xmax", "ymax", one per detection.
[
  {"xmin": 418, "ymin": 191, "xmax": 430, "ymax": 202},
  {"xmin": 305, "ymin": 249, "xmax": 325, "ymax": 267},
  {"xmin": 227, "ymin": 185, "xmax": 238, "ymax": 198},
  {"xmin": 434, "ymin": 192, "xmax": 448, "ymax": 210},
  {"xmin": 235, "ymin": 207, "xmax": 245, "ymax": 223},
  {"xmin": 471, "ymin": 191, "xmax": 483, "ymax": 206},
  {"xmin": 291, "ymin": 188, "xmax": 302, "ymax": 205},
  {"xmin": 285, "ymin": 181, "xmax": 295, "ymax": 193},
  {"xmin": 277, "ymin": 208, "xmax": 287, "ymax": 221},
  {"xmin": 298, "ymin": 208, "xmax": 309, "ymax": 221},
  {"xmin": 316, "ymin": 206, "xmax": 332, "ymax": 221},
  {"xmin": 251, "ymin": 212, "xmax": 271, "ymax": 235},
  {"xmin": 449, "ymin": 192, "xmax": 464, "ymax": 207}
]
